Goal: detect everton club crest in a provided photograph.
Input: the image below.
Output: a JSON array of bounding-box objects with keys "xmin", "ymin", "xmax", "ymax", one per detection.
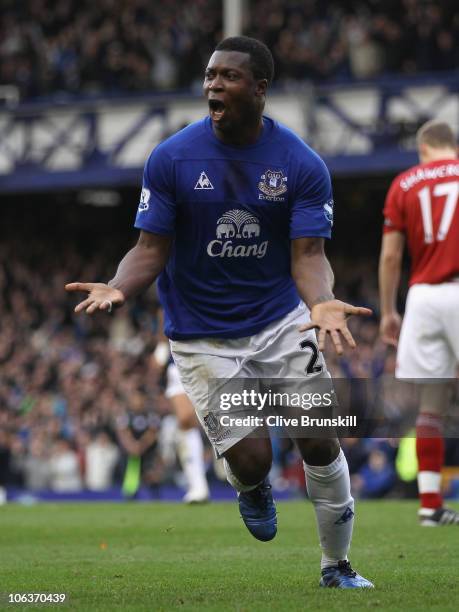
[{"xmin": 258, "ymin": 169, "xmax": 288, "ymax": 201}]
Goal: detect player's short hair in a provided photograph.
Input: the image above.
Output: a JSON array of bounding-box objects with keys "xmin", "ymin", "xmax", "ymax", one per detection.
[
  {"xmin": 215, "ymin": 36, "xmax": 274, "ymax": 85},
  {"xmin": 417, "ymin": 120, "xmax": 457, "ymax": 150}
]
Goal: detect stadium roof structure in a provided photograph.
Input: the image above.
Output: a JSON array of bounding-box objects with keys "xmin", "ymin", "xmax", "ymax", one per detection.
[{"xmin": 0, "ymin": 72, "xmax": 457, "ymax": 193}]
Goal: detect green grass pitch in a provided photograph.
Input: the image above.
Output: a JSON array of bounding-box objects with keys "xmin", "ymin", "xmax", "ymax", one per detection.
[{"xmin": 1, "ymin": 500, "xmax": 458, "ymax": 611}]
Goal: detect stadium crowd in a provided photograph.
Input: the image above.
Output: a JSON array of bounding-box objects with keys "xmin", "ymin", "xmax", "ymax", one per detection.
[
  {"xmin": 0, "ymin": 0, "xmax": 457, "ymax": 101},
  {"xmin": 0, "ymin": 198, "xmax": 420, "ymax": 501}
]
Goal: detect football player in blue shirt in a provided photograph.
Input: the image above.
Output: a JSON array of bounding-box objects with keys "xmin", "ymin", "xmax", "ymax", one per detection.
[{"xmin": 66, "ymin": 36, "xmax": 373, "ymax": 588}]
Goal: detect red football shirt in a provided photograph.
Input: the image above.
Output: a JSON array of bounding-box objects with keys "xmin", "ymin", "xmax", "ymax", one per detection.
[{"xmin": 383, "ymin": 158, "xmax": 459, "ymax": 285}]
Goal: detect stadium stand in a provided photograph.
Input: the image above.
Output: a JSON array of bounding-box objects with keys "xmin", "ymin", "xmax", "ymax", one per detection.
[
  {"xmin": 1, "ymin": 197, "xmax": 458, "ymax": 500},
  {"xmin": 0, "ymin": 0, "xmax": 458, "ymax": 502},
  {"xmin": 0, "ymin": 194, "xmax": 416, "ymax": 500},
  {"xmin": 0, "ymin": 0, "xmax": 457, "ymax": 101},
  {"xmin": 247, "ymin": 0, "xmax": 459, "ymax": 82}
]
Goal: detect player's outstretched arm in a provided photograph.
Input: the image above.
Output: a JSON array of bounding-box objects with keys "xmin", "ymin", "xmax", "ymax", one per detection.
[
  {"xmin": 65, "ymin": 231, "xmax": 172, "ymax": 314},
  {"xmin": 291, "ymin": 237, "xmax": 372, "ymax": 355},
  {"xmin": 378, "ymin": 231, "xmax": 404, "ymax": 346}
]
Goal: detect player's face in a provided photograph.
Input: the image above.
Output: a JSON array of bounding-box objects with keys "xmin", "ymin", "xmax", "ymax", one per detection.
[{"xmin": 204, "ymin": 51, "xmax": 266, "ymax": 135}]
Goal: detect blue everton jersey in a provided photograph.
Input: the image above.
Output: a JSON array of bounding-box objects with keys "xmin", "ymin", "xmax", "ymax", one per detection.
[{"xmin": 135, "ymin": 116, "xmax": 334, "ymax": 340}]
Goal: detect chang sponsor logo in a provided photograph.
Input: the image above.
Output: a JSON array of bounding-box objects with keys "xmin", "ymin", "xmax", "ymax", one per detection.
[
  {"xmin": 207, "ymin": 240, "xmax": 268, "ymax": 259},
  {"xmin": 206, "ymin": 209, "xmax": 268, "ymax": 259}
]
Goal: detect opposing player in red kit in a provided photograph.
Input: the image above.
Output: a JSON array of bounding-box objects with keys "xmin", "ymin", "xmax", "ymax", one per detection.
[{"xmin": 379, "ymin": 120, "xmax": 459, "ymax": 525}]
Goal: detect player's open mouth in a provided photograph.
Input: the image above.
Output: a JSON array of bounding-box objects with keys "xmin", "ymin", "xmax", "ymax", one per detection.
[{"xmin": 208, "ymin": 99, "xmax": 226, "ymax": 121}]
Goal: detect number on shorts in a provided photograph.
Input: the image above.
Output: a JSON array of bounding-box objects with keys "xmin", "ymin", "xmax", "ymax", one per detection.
[
  {"xmin": 417, "ymin": 181, "xmax": 459, "ymax": 243},
  {"xmin": 300, "ymin": 339, "xmax": 323, "ymax": 374}
]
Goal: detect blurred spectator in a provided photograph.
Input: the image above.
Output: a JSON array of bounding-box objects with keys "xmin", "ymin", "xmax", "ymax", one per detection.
[
  {"xmin": 115, "ymin": 391, "xmax": 163, "ymax": 494},
  {"xmin": 345, "ymin": 16, "xmax": 384, "ymax": 79},
  {"xmin": 8, "ymin": 435, "xmax": 26, "ymax": 487},
  {"xmin": 23, "ymin": 435, "xmax": 50, "ymax": 491},
  {"xmin": 85, "ymin": 430, "xmax": 120, "ymax": 491},
  {"xmin": 352, "ymin": 444, "xmax": 397, "ymax": 499},
  {"xmin": 48, "ymin": 438, "xmax": 82, "ymax": 492},
  {"xmin": 0, "ymin": 430, "xmax": 10, "ymax": 503},
  {"xmin": 341, "ymin": 438, "xmax": 369, "ymax": 475}
]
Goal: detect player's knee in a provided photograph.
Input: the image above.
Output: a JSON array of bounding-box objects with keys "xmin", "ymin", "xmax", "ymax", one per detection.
[
  {"xmin": 231, "ymin": 458, "xmax": 271, "ymax": 486},
  {"xmin": 223, "ymin": 438, "xmax": 272, "ymax": 485},
  {"xmin": 299, "ymin": 438, "xmax": 340, "ymax": 466}
]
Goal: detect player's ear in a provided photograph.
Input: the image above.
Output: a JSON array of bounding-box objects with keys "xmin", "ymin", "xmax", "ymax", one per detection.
[
  {"xmin": 255, "ymin": 79, "xmax": 268, "ymax": 97},
  {"xmin": 418, "ymin": 142, "xmax": 429, "ymax": 163}
]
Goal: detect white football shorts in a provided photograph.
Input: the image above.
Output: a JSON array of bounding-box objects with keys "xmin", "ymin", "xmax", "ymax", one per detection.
[
  {"xmin": 170, "ymin": 303, "xmax": 331, "ymax": 456},
  {"xmin": 165, "ymin": 362, "xmax": 186, "ymax": 399},
  {"xmin": 396, "ymin": 282, "xmax": 459, "ymax": 380}
]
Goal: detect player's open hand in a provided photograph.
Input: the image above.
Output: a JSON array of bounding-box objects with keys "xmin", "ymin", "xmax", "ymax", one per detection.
[
  {"xmin": 379, "ymin": 312, "xmax": 402, "ymax": 347},
  {"xmin": 65, "ymin": 282, "xmax": 125, "ymax": 314},
  {"xmin": 299, "ymin": 299, "xmax": 373, "ymax": 355}
]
